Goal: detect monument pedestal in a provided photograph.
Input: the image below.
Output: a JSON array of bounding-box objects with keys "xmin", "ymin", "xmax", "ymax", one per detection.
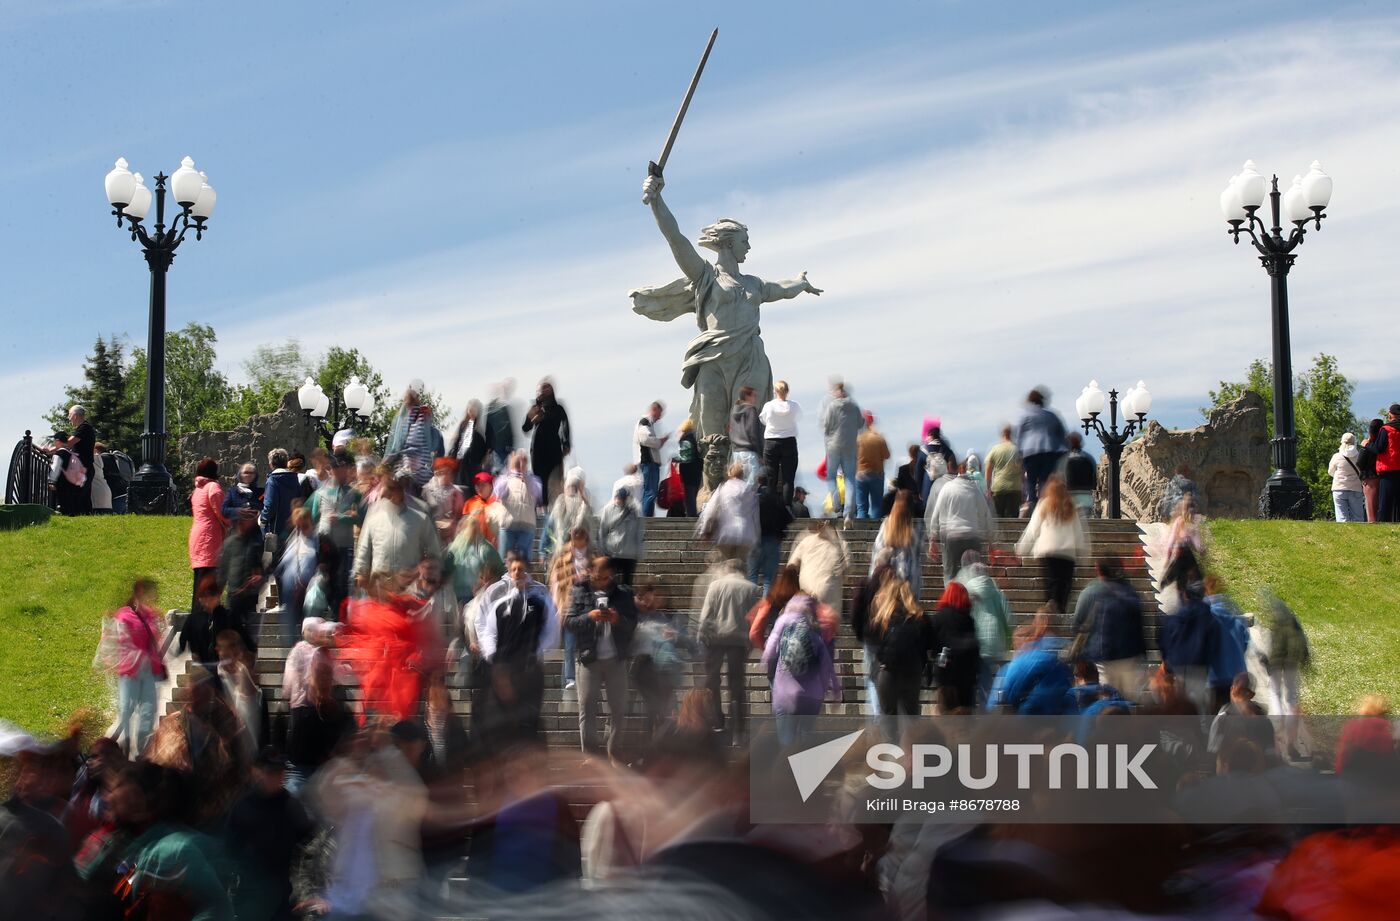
[{"xmin": 1259, "ymin": 470, "xmax": 1312, "ymax": 520}]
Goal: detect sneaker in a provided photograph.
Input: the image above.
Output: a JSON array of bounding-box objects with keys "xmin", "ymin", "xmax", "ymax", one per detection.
[{"xmin": 564, "ymin": 680, "xmax": 576, "ymax": 690}]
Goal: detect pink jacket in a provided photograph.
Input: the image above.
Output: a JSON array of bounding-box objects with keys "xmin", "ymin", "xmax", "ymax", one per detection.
[
  {"xmin": 189, "ymin": 476, "xmax": 227, "ymax": 569},
  {"xmin": 97, "ymin": 604, "xmax": 166, "ymax": 679}
]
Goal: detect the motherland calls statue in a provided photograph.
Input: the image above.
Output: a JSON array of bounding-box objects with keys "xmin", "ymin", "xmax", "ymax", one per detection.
[{"xmin": 630, "ymin": 171, "xmax": 823, "ymax": 443}]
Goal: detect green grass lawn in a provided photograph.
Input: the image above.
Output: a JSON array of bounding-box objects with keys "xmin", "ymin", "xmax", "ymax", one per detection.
[
  {"xmin": 1207, "ymin": 519, "xmax": 1400, "ymax": 716},
  {"xmin": 0, "ymin": 516, "xmax": 189, "ymax": 734}
]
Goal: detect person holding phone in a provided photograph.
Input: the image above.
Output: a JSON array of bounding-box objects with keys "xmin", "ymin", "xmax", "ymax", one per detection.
[{"xmin": 565, "ymin": 556, "xmax": 638, "ymax": 761}]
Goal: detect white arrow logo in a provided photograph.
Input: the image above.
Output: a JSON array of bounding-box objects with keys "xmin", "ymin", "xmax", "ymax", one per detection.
[{"xmin": 787, "ymin": 729, "xmax": 865, "ymax": 802}]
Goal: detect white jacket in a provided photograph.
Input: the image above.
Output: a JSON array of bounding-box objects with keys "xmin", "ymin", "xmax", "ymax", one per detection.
[
  {"xmin": 1328, "ymin": 446, "xmax": 1363, "ymax": 493},
  {"xmin": 1015, "ymin": 504, "xmax": 1088, "ymax": 563},
  {"xmin": 354, "ymin": 499, "xmax": 440, "ymax": 578},
  {"xmin": 929, "ymin": 475, "xmax": 994, "ymax": 540},
  {"xmin": 633, "ymin": 416, "xmax": 666, "ymax": 465},
  {"xmin": 696, "ymin": 478, "xmax": 757, "ymax": 548},
  {"xmin": 788, "ymin": 530, "xmax": 850, "ymax": 609}
]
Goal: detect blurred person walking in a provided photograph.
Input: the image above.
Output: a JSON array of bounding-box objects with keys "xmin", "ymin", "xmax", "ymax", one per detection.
[
  {"xmin": 916, "ymin": 416, "xmax": 957, "ymax": 505},
  {"xmin": 1158, "ymin": 579, "xmax": 1220, "ymax": 713},
  {"xmin": 448, "ymin": 398, "xmax": 491, "ymax": 485},
  {"xmin": 220, "ymin": 512, "xmax": 266, "ymax": 649},
  {"xmin": 545, "ymin": 466, "xmax": 595, "ymax": 556},
  {"xmin": 868, "ymin": 577, "xmax": 932, "ymax": 737},
  {"xmin": 90, "ymin": 441, "xmax": 113, "ymax": 514},
  {"xmin": 855, "ymin": 412, "xmax": 890, "ymax": 520},
  {"xmin": 696, "ymin": 558, "xmax": 762, "ymax": 744},
  {"xmin": 675, "ymin": 417, "xmax": 703, "ymax": 516},
  {"xmin": 260, "ymin": 447, "xmax": 300, "ymax": 557},
  {"xmin": 872, "ymin": 492, "xmax": 921, "ymax": 597},
  {"xmin": 634, "ymin": 401, "xmax": 670, "ymax": 516},
  {"xmin": 522, "ymin": 379, "xmax": 571, "ymax": 505},
  {"xmin": 1059, "ymin": 432, "xmax": 1098, "ymax": 517},
  {"xmin": 885, "ymin": 444, "xmax": 924, "ymax": 518},
  {"xmin": 1361, "ymin": 418, "xmax": 1383, "ymax": 521},
  {"xmin": 484, "ymin": 379, "xmax": 517, "ymax": 474},
  {"xmin": 494, "ymin": 450, "xmax": 543, "ymax": 562},
  {"xmin": 282, "ymin": 617, "xmax": 349, "ymax": 794},
  {"xmin": 386, "ymin": 379, "xmax": 439, "ymax": 493},
  {"xmin": 762, "ymin": 593, "xmax": 840, "ymax": 745},
  {"xmin": 954, "ymin": 551, "xmax": 1012, "ymax": 700},
  {"xmin": 696, "ymin": 461, "xmax": 758, "ymax": 560},
  {"xmin": 746, "ymin": 564, "xmax": 802, "ymax": 649},
  {"xmin": 549, "ymin": 524, "xmax": 593, "ymax": 690},
  {"xmin": 307, "ymin": 449, "xmax": 364, "ymax": 614},
  {"xmin": 354, "ymin": 468, "xmax": 440, "ymax": 588},
  {"xmin": 462, "ymin": 470, "xmax": 501, "ymax": 548},
  {"xmin": 790, "ymin": 484, "xmax": 813, "ymax": 519},
  {"xmin": 422, "ymin": 458, "xmax": 465, "ymax": 545},
  {"xmin": 821, "ymin": 380, "xmax": 863, "ymax": 522},
  {"xmin": 1259, "ymin": 593, "xmax": 1311, "ymax": 759},
  {"xmin": 729, "ymin": 386, "xmax": 763, "ymax": 485},
  {"xmin": 566, "ymin": 556, "xmax": 638, "ymax": 761},
  {"xmin": 927, "ymin": 581, "xmax": 982, "ymax": 712},
  {"xmin": 789, "ymin": 518, "xmax": 850, "ymax": 610},
  {"xmin": 928, "ymin": 459, "xmax": 995, "ymax": 582},
  {"xmin": 1070, "ymin": 558, "xmax": 1147, "ymax": 698},
  {"xmin": 749, "ymin": 478, "xmax": 794, "ymax": 594},
  {"xmin": 1328, "ymin": 432, "xmax": 1366, "ymax": 522},
  {"xmin": 472, "ymin": 552, "xmax": 560, "ymax": 744},
  {"xmin": 275, "ymin": 508, "xmax": 319, "ymax": 643},
  {"xmin": 188, "ymin": 457, "xmax": 227, "ymax": 615},
  {"xmin": 850, "ymin": 559, "xmax": 897, "ymax": 717},
  {"xmin": 919, "ymin": 452, "xmax": 955, "ymax": 535},
  {"xmin": 222, "ymin": 462, "xmax": 262, "ymax": 520},
  {"xmin": 1014, "ymin": 388, "xmax": 1067, "ymax": 508},
  {"xmin": 598, "ymin": 485, "xmax": 645, "ymax": 585},
  {"xmin": 631, "ymin": 581, "xmax": 690, "ymax": 738},
  {"xmin": 1015, "ymin": 476, "xmax": 1087, "ymax": 614},
  {"xmin": 760, "ymin": 380, "xmax": 802, "ymax": 505},
  {"xmin": 95, "ymin": 579, "xmax": 167, "ymax": 755}
]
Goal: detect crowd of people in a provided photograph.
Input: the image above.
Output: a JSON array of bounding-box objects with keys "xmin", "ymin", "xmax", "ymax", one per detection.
[{"xmin": 6, "ymin": 382, "xmax": 1400, "ymax": 919}]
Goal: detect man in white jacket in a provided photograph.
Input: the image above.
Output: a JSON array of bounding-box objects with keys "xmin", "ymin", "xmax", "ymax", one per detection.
[
  {"xmin": 353, "ymin": 471, "xmax": 440, "ymax": 589},
  {"xmin": 634, "ymin": 401, "xmax": 669, "ymax": 517},
  {"xmin": 928, "ymin": 462, "xmax": 996, "ymax": 581}
]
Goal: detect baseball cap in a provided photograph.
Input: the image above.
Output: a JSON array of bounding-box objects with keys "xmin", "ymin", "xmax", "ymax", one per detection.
[
  {"xmin": 1389, "ymin": 403, "xmax": 1400, "ymax": 417},
  {"xmin": 473, "ymin": 471, "xmax": 494, "ymax": 485}
]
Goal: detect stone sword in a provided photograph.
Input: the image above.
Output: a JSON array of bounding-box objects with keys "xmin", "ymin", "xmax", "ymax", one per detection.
[{"xmin": 642, "ymin": 27, "xmax": 719, "ymax": 204}]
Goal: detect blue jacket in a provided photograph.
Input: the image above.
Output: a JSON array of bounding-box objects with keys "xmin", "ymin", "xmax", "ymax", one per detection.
[
  {"xmin": 1159, "ymin": 598, "xmax": 1220, "ymax": 671},
  {"xmin": 1205, "ymin": 594, "xmax": 1249, "ymax": 689},
  {"xmin": 1015, "ymin": 404, "xmax": 1067, "ymax": 458},
  {"xmin": 260, "ymin": 470, "xmax": 300, "ymax": 539},
  {"xmin": 1074, "ymin": 578, "xmax": 1147, "ymax": 663},
  {"xmin": 989, "ymin": 640, "xmax": 1072, "ymax": 714}
]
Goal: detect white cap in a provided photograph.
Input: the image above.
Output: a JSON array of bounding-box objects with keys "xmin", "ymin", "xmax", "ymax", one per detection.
[
  {"xmin": 407, "ymin": 378, "xmax": 425, "ymax": 397},
  {"xmin": 332, "ymin": 428, "xmax": 353, "ymax": 450}
]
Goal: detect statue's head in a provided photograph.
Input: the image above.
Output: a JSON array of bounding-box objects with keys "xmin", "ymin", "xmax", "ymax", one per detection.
[{"xmin": 698, "ymin": 219, "xmax": 750, "ymax": 263}]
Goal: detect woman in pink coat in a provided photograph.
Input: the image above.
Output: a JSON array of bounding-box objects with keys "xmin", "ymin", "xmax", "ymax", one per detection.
[
  {"xmin": 189, "ymin": 457, "xmax": 228, "ymax": 613},
  {"xmin": 95, "ymin": 579, "xmax": 168, "ymax": 754}
]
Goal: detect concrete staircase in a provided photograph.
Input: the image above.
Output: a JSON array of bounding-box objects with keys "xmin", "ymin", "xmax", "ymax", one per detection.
[{"xmin": 169, "ymin": 518, "xmax": 1156, "ymax": 753}]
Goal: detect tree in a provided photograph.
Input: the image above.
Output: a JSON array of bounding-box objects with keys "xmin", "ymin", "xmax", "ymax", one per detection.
[
  {"xmin": 311, "ymin": 346, "xmax": 394, "ymax": 446},
  {"xmin": 1205, "ymin": 353, "xmax": 1364, "ymax": 518},
  {"xmin": 126, "ymin": 322, "xmax": 234, "ymax": 442},
  {"xmin": 45, "ymin": 336, "xmax": 142, "ymax": 455}
]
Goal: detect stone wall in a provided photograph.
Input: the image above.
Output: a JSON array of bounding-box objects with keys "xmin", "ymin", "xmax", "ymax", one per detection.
[
  {"xmin": 1096, "ymin": 391, "xmax": 1271, "ymax": 521},
  {"xmin": 177, "ymin": 391, "xmax": 322, "ymax": 484}
]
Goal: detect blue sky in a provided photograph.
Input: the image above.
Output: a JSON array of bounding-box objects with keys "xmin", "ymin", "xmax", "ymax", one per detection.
[{"xmin": 3, "ymin": 1, "xmax": 1397, "ymax": 498}]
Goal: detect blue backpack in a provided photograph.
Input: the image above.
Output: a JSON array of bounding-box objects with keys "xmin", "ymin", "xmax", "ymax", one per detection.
[{"xmin": 779, "ymin": 615, "xmax": 817, "ymax": 677}]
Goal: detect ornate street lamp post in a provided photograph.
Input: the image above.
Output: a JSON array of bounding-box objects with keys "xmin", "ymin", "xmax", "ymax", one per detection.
[
  {"xmin": 297, "ymin": 375, "xmax": 376, "ymax": 449},
  {"xmin": 1220, "ymin": 159, "xmax": 1332, "ymax": 519},
  {"xmin": 1077, "ymin": 380, "xmax": 1151, "ymax": 519},
  {"xmin": 104, "ymin": 156, "xmax": 217, "ymax": 513}
]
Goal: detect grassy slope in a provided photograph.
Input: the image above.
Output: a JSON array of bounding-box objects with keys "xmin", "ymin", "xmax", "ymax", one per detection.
[
  {"xmin": 0, "ymin": 516, "xmax": 189, "ymax": 734},
  {"xmin": 1207, "ymin": 520, "xmax": 1400, "ymax": 715}
]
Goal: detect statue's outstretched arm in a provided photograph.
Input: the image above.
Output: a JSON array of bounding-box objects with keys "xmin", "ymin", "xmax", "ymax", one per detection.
[
  {"xmin": 642, "ymin": 174, "xmax": 707, "ymax": 283},
  {"xmin": 762, "ymin": 271, "xmax": 823, "ymax": 302}
]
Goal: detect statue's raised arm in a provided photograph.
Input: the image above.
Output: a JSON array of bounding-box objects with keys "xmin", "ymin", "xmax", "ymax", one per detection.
[{"xmin": 642, "ymin": 174, "xmax": 707, "ymax": 284}]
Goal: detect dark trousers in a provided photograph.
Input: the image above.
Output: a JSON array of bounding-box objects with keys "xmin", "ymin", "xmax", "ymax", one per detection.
[
  {"xmin": 705, "ymin": 644, "xmax": 749, "ymax": 743},
  {"xmin": 1023, "ymin": 452, "xmax": 1062, "ymax": 506},
  {"xmin": 477, "ymin": 657, "xmax": 545, "ymax": 746},
  {"xmin": 681, "ymin": 466, "xmax": 703, "ymax": 517},
  {"xmin": 1041, "ymin": 555, "xmax": 1076, "ymax": 614},
  {"xmin": 763, "ymin": 437, "xmax": 799, "ymax": 505},
  {"xmin": 875, "ymin": 666, "xmax": 921, "ymax": 715},
  {"xmin": 1378, "ymin": 471, "xmax": 1400, "ymax": 523},
  {"xmin": 992, "ymin": 490, "xmax": 1022, "ymax": 518},
  {"xmin": 192, "ymin": 567, "xmax": 216, "ymax": 615},
  {"xmin": 611, "ymin": 558, "xmax": 636, "ymax": 587}
]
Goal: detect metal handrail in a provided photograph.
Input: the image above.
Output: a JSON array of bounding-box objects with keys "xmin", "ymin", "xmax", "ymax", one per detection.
[{"xmin": 5, "ymin": 431, "xmax": 54, "ymax": 507}]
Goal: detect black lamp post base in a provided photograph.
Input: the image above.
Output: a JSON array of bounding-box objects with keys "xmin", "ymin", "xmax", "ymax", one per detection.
[
  {"xmin": 1259, "ymin": 471, "xmax": 1312, "ymax": 520},
  {"xmin": 128, "ymin": 470, "xmax": 177, "ymax": 515}
]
